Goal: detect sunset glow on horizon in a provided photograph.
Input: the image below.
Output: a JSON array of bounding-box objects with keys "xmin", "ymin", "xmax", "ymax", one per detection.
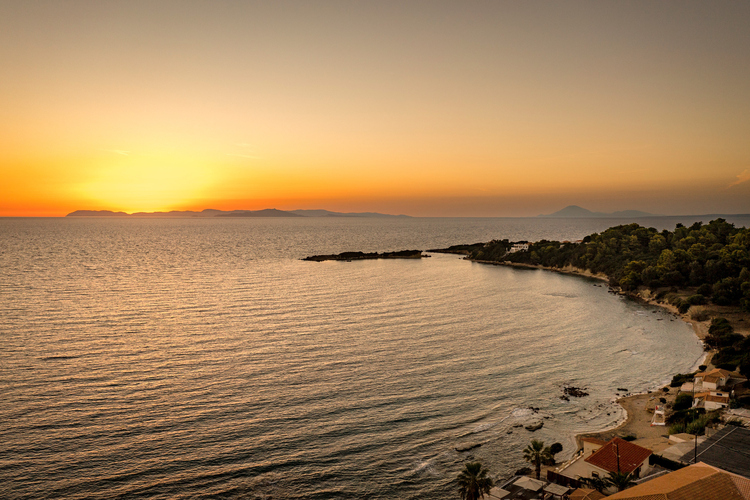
[{"xmin": 2, "ymin": 1, "xmax": 749, "ymax": 217}]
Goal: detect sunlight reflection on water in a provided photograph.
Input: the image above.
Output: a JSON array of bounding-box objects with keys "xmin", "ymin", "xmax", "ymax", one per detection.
[{"xmin": 0, "ymin": 217, "xmax": 725, "ymax": 498}]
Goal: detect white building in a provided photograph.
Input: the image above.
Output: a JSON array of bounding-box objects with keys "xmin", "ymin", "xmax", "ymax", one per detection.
[
  {"xmin": 694, "ymin": 368, "xmax": 733, "ymax": 391},
  {"xmin": 693, "ymin": 390, "xmax": 731, "ymax": 410},
  {"xmin": 509, "ymin": 242, "xmax": 529, "ymax": 253}
]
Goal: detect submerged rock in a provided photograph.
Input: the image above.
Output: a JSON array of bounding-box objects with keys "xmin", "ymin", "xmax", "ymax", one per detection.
[
  {"xmin": 525, "ymin": 421, "xmax": 544, "ymax": 431},
  {"xmin": 563, "ymin": 386, "xmax": 589, "ymax": 398},
  {"xmin": 455, "ymin": 442, "xmax": 482, "ymax": 452}
]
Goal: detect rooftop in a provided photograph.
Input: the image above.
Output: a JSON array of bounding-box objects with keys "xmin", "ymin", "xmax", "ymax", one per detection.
[
  {"xmin": 679, "ymin": 426, "xmax": 750, "ymax": 478},
  {"xmin": 490, "ymin": 475, "xmax": 546, "ymax": 499},
  {"xmin": 584, "ymin": 437, "xmax": 652, "ymax": 474},
  {"xmin": 568, "ymin": 488, "xmax": 606, "ymax": 500},
  {"xmin": 606, "ymin": 462, "xmax": 750, "ymax": 500},
  {"xmin": 695, "ymin": 369, "xmax": 733, "ymax": 380}
]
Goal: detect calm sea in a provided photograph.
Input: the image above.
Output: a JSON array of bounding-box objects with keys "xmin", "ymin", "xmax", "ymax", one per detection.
[{"xmin": 2, "ymin": 215, "xmax": 745, "ymax": 499}]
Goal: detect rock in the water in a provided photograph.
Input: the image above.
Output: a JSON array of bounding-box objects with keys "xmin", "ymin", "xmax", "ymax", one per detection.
[
  {"xmin": 525, "ymin": 421, "xmax": 544, "ymax": 431},
  {"xmin": 514, "ymin": 467, "xmax": 532, "ymax": 476},
  {"xmin": 563, "ymin": 386, "xmax": 589, "ymax": 397},
  {"xmin": 455, "ymin": 442, "xmax": 482, "ymax": 452}
]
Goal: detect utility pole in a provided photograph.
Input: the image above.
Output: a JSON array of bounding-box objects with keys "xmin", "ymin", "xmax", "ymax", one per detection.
[
  {"xmin": 616, "ymin": 441, "xmax": 620, "ymax": 473},
  {"xmin": 690, "ymin": 378, "xmax": 702, "ymax": 464}
]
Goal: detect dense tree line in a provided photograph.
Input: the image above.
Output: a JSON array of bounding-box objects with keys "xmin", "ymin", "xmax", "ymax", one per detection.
[
  {"xmin": 707, "ymin": 318, "xmax": 750, "ymax": 379},
  {"xmin": 468, "ymin": 219, "xmax": 750, "ymax": 312}
]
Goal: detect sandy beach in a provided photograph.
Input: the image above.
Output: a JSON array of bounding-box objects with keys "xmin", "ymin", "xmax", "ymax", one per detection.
[
  {"xmin": 572, "ymin": 282, "xmax": 716, "ymax": 453},
  {"xmin": 487, "ymin": 260, "xmax": 717, "ymax": 456},
  {"xmin": 576, "ymin": 390, "xmax": 677, "ymax": 454},
  {"xmin": 570, "ymin": 282, "xmax": 736, "ymax": 458},
  {"xmin": 473, "ymin": 258, "xmax": 750, "ymax": 478}
]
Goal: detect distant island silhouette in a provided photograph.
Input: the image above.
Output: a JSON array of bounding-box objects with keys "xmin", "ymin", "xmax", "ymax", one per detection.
[
  {"xmin": 303, "ymin": 250, "xmax": 426, "ymax": 261},
  {"xmin": 66, "ymin": 209, "xmax": 410, "ymax": 218},
  {"xmin": 539, "ymin": 205, "xmax": 658, "ymax": 218}
]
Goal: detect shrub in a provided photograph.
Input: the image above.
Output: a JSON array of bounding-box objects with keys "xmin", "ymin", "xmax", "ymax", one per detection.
[
  {"xmin": 709, "ymin": 318, "xmax": 734, "ymax": 336},
  {"xmin": 691, "ymin": 307, "xmax": 710, "ymax": 322},
  {"xmin": 673, "ymin": 393, "xmax": 694, "ymax": 411},
  {"xmin": 621, "ymin": 435, "xmax": 637, "ymax": 441},
  {"xmin": 670, "ymin": 373, "xmax": 695, "ymax": 387},
  {"xmin": 667, "ymin": 408, "xmax": 705, "ymax": 425},
  {"xmin": 687, "ymin": 294, "xmax": 707, "ymax": 305},
  {"xmin": 686, "ymin": 414, "xmax": 714, "ymax": 435},
  {"xmin": 725, "ymin": 418, "xmax": 745, "ymax": 427},
  {"xmin": 669, "ymin": 423, "xmax": 686, "ymax": 435}
]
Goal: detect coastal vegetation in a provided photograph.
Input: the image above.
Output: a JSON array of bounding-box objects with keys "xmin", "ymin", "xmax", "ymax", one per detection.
[
  {"xmin": 580, "ymin": 471, "xmax": 637, "ymax": 493},
  {"xmin": 467, "ymin": 219, "xmax": 750, "ymax": 313},
  {"xmin": 667, "ymin": 410, "xmax": 720, "ymax": 436},
  {"xmin": 303, "ymin": 250, "xmax": 425, "ymax": 261},
  {"xmin": 605, "ymin": 471, "xmax": 638, "ymax": 492},
  {"xmin": 522, "ymin": 439, "xmax": 553, "ymax": 480},
  {"xmin": 669, "ymin": 372, "xmax": 695, "ymax": 387},
  {"xmin": 705, "ymin": 318, "xmax": 750, "ymax": 378},
  {"xmin": 426, "ymin": 243, "xmax": 486, "ymax": 255},
  {"xmin": 456, "ymin": 462, "xmax": 494, "ymax": 500}
]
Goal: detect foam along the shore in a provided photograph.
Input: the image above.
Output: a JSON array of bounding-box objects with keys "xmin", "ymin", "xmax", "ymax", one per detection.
[{"xmin": 470, "ymin": 258, "xmax": 711, "ymax": 457}]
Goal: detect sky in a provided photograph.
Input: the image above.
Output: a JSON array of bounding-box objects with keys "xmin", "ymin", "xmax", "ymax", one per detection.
[{"xmin": 1, "ymin": 1, "xmax": 749, "ymax": 217}]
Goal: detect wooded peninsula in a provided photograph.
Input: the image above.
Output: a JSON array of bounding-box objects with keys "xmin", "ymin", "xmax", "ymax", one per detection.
[{"xmin": 455, "ymin": 218, "xmax": 750, "ymax": 381}]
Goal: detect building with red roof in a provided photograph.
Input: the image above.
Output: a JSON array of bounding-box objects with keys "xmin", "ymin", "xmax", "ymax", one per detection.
[
  {"xmin": 584, "ymin": 437, "xmax": 653, "ymax": 475},
  {"xmin": 554, "ymin": 437, "xmax": 653, "ymax": 493}
]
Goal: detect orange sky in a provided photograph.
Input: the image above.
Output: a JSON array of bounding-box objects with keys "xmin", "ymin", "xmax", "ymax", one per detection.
[{"xmin": 1, "ymin": 1, "xmax": 749, "ymax": 217}]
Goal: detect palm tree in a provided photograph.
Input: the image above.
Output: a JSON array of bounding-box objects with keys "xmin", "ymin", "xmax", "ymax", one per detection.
[
  {"xmin": 522, "ymin": 439, "xmax": 552, "ymax": 480},
  {"xmin": 579, "ymin": 475, "xmax": 608, "ymax": 493},
  {"xmin": 605, "ymin": 471, "xmax": 637, "ymax": 492},
  {"xmin": 457, "ymin": 461, "xmax": 494, "ymax": 500}
]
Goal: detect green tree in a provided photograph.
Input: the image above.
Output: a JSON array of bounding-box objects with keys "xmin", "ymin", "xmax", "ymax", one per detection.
[
  {"xmin": 605, "ymin": 471, "xmax": 637, "ymax": 491},
  {"xmin": 457, "ymin": 462, "xmax": 494, "ymax": 500},
  {"xmin": 673, "ymin": 393, "xmax": 694, "ymax": 411},
  {"xmin": 522, "ymin": 439, "xmax": 552, "ymax": 480}
]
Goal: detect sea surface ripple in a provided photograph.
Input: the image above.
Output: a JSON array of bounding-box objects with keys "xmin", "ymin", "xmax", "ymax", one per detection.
[{"xmin": 0, "ymin": 216, "xmax": 731, "ymax": 498}]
